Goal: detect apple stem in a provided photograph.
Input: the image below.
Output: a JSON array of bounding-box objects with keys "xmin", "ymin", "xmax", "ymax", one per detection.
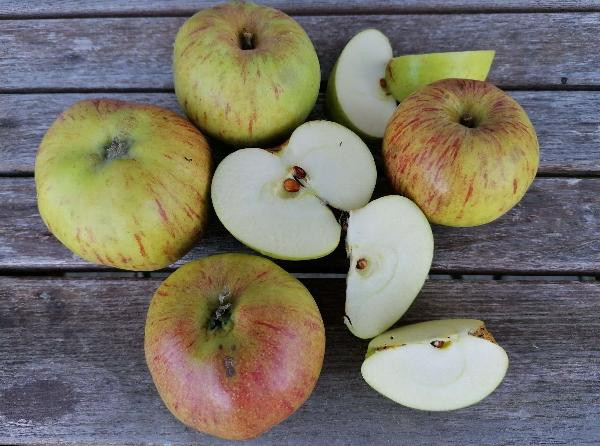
[
  {"xmin": 459, "ymin": 113, "xmax": 477, "ymax": 128},
  {"xmin": 240, "ymin": 30, "xmax": 255, "ymax": 50}
]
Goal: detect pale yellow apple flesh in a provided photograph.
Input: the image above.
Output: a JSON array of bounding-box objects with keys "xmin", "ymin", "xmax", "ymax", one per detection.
[
  {"xmin": 385, "ymin": 50, "xmax": 495, "ymax": 101},
  {"xmin": 362, "ymin": 319, "xmax": 509, "ymax": 411},
  {"xmin": 345, "ymin": 196, "xmax": 433, "ymax": 339},
  {"xmin": 211, "ymin": 121, "xmax": 377, "ymax": 260},
  {"xmin": 326, "ymin": 29, "xmax": 397, "ymax": 139}
]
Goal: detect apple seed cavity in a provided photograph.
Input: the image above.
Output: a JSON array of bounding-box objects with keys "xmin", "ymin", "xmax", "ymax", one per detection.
[{"xmin": 283, "ymin": 178, "xmax": 302, "ymax": 193}]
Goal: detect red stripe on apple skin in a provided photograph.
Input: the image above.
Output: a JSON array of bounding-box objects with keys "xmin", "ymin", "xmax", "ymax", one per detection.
[
  {"xmin": 134, "ymin": 233, "xmax": 147, "ymax": 258},
  {"xmin": 154, "ymin": 198, "xmax": 169, "ymax": 224}
]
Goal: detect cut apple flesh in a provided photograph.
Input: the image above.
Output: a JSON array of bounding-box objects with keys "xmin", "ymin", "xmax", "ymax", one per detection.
[
  {"xmin": 211, "ymin": 120, "xmax": 377, "ymax": 260},
  {"xmin": 327, "ymin": 29, "xmax": 397, "ymax": 139},
  {"xmin": 345, "ymin": 196, "xmax": 433, "ymax": 339},
  {"xmin": 384, "ymin": 50, "xmax": 495, "ymax": 102},
  {"xmin": 362, "ymin": 319, "xmax": 509, "ymax": 411}
]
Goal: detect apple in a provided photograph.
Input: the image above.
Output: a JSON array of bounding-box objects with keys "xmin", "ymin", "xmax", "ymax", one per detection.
[
  {"xmin": 35, "ymin": 98, "xmax": 212, "ymax": 271},
  {"xmin": 326, "ymin": 28, "xmax": 494, "ymax": 139},
  {"xmin": 173, "ymin": 1, "xmax": 321, "ymax": 147},
  {"xmin": 345, "ymin": 196, "xmax": 433, "ymax": 339},
  {"xmin": 326, "ymin": 28, "xmax": 397, "ymax": 139},
  {"xmin": 362, "ymin": 319, "xmax": 509, "ymax": 411},
  {"xmin": 384, "ymin": 50, "xmax": 495, "ymax": 102},
  {"xmin": 383, "ymin": 78, "xmax": 539, "ymax": 226},
  {"xmin": 211, "ymin": 120, "xmax": 377, "ymax": 260},
  {"xmin": 144, "ymin": 253, "xmax": 325, "ymax": 440}
]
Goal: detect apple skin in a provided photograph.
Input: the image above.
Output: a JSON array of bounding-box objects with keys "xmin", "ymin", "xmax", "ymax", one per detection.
[
  {"xmin": 384, "ymin": 50, "xmax": 495, "ymax": 102},
  {"xmin": 173, "ymin": 1, "xmax": 321, "ymax": 147},
  {"xmin": 145, "ymin": 253, "xmax": 325, "ymax": 440},
  {"xmin": 35, "ymin": 99, "xmax": 212, "ymax": 271},
  {"xmin": 383, "ymin": 78, "xmax": 539, "ymax": 226}
]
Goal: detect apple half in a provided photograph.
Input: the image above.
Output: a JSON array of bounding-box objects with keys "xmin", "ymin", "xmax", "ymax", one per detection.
[
  {"xmin": 362, "ymin": 319, "xmax": 509, "ymax": 411},
  {"xmin": 211, "ymin": 120, "xmax": 377, "ymax": 260},
  {"xmin": 345, "ymin": 196, "xmax": 433, "ymax": 339},
  {"xmin": 326, "ymin": 29, "xmax": 397, "ymax": 139},
  {"xmin": 385, "ymin": 50, "xmax": 495, "ymax": 102}
]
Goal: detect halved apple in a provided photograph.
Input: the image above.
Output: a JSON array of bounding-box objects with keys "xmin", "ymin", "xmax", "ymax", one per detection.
[
  {"xmin": 362, "ymin": 319, "xmax": 509, "ymax": 411},
  {"xmin": 385, "ymin": 50, "xmax": 495, "ymax": 101},
  {"xmin": 345, "ymin": 196, "xmax": 433, "ymax": 339},
  {"xmin": 211, "ymin": 120, "xmax": 377, "ymax": 260},
  {"xmin": 326, "ymin": 29, "xmax": 397, "ymax": 139}
]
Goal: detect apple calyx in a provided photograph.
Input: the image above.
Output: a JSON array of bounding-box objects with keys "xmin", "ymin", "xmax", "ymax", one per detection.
[
  {"xmin": 208, "ymin": 289, "xmax": 234, "ymax": 332},
  {"xmin": 103, "ymin": 136, "xmax": 131, "ymax": 161}
]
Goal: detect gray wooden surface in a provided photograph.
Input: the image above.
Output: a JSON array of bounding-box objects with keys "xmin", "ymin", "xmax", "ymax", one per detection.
[
  {"xmin": 1, "ymin": 278, "xmax": 599, "ymax": 445},
  {"xmin": 0, "ymin": 1, "xmax": 599, "ymax": 445}
]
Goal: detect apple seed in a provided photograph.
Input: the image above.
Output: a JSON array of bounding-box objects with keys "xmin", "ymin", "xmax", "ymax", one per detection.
[
  {"xmin": 430, "ymin": 339, "xmax": 449, "ymax": 349},
  {"xmin": 283, "ymin": 178, "xmax": 302, "ymax": 193},
  {"xmin": 356, "ymin": 258, "xmax": 368, "ymax": 270},
  {"xmin": 292, "ymin": 165, "xmax": 307, "ymax": 179}
]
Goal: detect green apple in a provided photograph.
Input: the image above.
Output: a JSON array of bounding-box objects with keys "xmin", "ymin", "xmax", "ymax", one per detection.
[
  {"xmin": 326, "ymin": 29, "xmax": 397, "ymax": 139},
  {"xmin": 35, "ymin": 99, "xmax": 212, "ymax": 271},
  {"xmin": 173, "ymin": 1, "xmax": 320, "ymax": 147},
  {"xmin": 385, "ymin": 50, "xmax": 495, "ymax": 102},
  {"xmin": 345, "ymin": 196, "xmax": 433, "ymax": 339},
  {"xmin": 145, "ymin": 253, "xmax": 325, "ymax": 440},
  {"xmin": 362, "ymin": 319, "xmax": 509, "ymax": 411},
  {"xmin": 383, "ymin": 78, "xmax": 539, "ymax": 226},
  {"xmin": 211, "ymin": 120, "xmax": 377, "ymax": 260}
]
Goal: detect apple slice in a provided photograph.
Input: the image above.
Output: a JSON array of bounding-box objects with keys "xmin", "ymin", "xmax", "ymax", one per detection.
[
  {"xmin": 326, "ymin": 29, "xmax": 397, "ymax": 139},
  {"xmin": 362, "ymin": 319, "xmax": 509, "ymax": 411},
  {"xmin": 211, "ymin": 120, "xmax": 377, "ymax": 260},
  {"xmin": 385, "ymin": 50, "xmax": 495, "ymax": 101},
  {"xmin": 344, "ymin": 196, "xmax": 433, "ymax": 339}
]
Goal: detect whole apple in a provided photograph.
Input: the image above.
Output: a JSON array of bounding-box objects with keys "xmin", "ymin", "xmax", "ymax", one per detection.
[
  {"xmin": 145, "ymin": 253, "xmax": 325, "ymax": 440},
  {"xmin": 383, "ymin": 78, "xmax": 539, "ymax": 226},
  {"xmin": 173, "ymin": 1, "xmax": 321, "ymax": 147},
  {"xmin": 35, "ymin": 99, "xmax": 212, "ymax": 271}
]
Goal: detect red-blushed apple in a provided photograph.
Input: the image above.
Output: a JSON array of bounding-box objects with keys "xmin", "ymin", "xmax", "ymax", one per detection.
[
  {"xmin": 144, "ymin": 253, "xmax": 326, "ymax": 440},
  {"xmin": 173, "ymin": 1, "xmax": 321, "ymax": 147},
  {"xmin": 383, "ymin": 78, "xmax": 539, "ymax": 226},
  {"xmin": 35, "ymin": 99, "xmax": 212, "ymax": 271}
]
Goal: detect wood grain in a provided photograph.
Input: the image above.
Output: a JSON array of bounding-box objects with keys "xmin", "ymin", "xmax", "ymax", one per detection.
[
  {"xmin": 2, "ymin": 0, "xmax": 599, "ymax": 17},
  {"xmin": 2, "ymin": 14, "xmax": 599, "ymax": 91},
  {"xmin": 0, "ymin": 277, "xmax": 598, "ymax": 445},
  {"xmin": 2, "ymin": 176, "xmax": 598, "ymax": 274},
  {"xmin": 2, "ymin": 90, "xmax": 598, "ymax": 175}
]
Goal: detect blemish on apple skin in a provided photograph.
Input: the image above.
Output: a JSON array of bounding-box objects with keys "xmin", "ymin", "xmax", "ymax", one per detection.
[
  {"xmin": 184, "ymin": 157, "xmax": 192, "ymax": 162},
  {"xmin": 224, "ymin": 355, "xmax": 236, "ymax": 377}
]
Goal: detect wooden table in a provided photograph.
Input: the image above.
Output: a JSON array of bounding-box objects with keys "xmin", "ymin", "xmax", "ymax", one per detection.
[{"xmin": 1, "ymin": 1, "xmax": 599, "ymax": 444}]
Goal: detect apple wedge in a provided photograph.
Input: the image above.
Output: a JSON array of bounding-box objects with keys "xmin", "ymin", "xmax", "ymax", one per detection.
[
  {"xmin": 362, "ymin": 319, "xmax": 509, "ymax": 411},
  {"xmin": 385, "ymin": 50, "xmax": 495, "ymax": 101},
  {"xmin": 211, "ymin": 120, "xmax": 377, "ymax": 260},
  {"xmin": 326, "ymin": 29, "xmax": 397, "ymax": 139},
  {"xmin": 344, "ymin": 196, "xmax": 433, "ymax": 339}
]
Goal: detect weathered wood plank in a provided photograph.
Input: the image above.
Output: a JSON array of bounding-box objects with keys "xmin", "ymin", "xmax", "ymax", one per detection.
[
  {"xmin": 2, "ymin": 0, "xmax": 598, "ymax": 18},
  {"xmin": 1, "ymin": 177, "xmax": 598, "ymax": 273},
  {"xmin": 1, "ymin": 14, "xmax": 599, "ymax": 90},
  {"xmin": 1, "ymin": 90, "xmax": 597, "ymax": 175},
  {"xmin": 0, "ymin": 278, "xmax": 598, "ymax": 445}
]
